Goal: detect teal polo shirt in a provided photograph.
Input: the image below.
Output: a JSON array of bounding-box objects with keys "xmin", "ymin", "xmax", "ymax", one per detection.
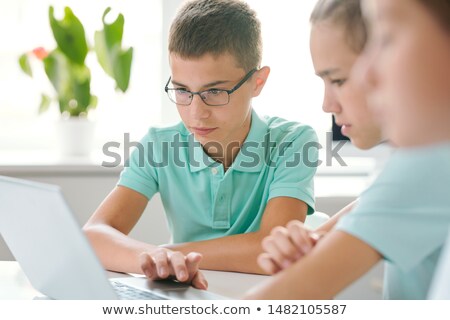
[
  {"xmin": 118, "ymin": 109, "xmax": 318, "ymax": 243},
  {"xmin": 336, "ymin": 143, "xmax": 450, "ymax": 299}
]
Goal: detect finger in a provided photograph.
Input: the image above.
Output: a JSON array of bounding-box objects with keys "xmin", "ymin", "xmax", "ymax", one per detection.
[
  {"xmin": 261, "ymin": 236, "xmax": 286, "ymax": 270},
  {"xmin": 152, "ymin": 248, "xmax": 171, "ymax": 279},
  {"xmin": 286, "ymin": 222, "xmax": 315, "ymax": 256},
  {"xmin": 191, "ymin": 270, "xmax": 208, "ymax": 290},
  {"xmin": 168, "ymin": 251, "xmax": 189, "ymax": 282},
  {"xmin": 286, "ymin": 219, "xmax": 306, "ymax": 231},
  {"xmin": 310, "ymin": 231, "xmax": 327, "ymax": 244},
  {"xmin": 139, "ymin": 252, "xmax": 158, "ymax": 280},
  {"xmin": 186, "ymin": 253, "xmax": 207, "ymax": 289},
  {"xmin": 185, "ymin": 252, "xmax": 202, "ymax": 279},
  {"xmin": 257, "ymin": 252, "xmax": 281, "ymax": 275},
  {"xmin": 270, "ymin": 227, "xmax": 301, "ymax": 262}
]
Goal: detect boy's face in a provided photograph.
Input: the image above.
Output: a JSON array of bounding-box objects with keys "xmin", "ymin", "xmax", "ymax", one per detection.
[
  {"xmin": 168, "ymin": 53, "xmax": 266, "ymax": 150},
  {"xmin": 356, "ymin": 0, "xmax": 450, "ymax": 147},
  {"xmin": 310, "ymin": 22, "xmax": 382, "ymax": 150}
]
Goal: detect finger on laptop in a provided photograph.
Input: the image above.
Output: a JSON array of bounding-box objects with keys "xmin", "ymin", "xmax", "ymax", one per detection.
[
  {"xmin": 185, "ymin": 252, "xmax": 202, "ymax": 276},
  {"xmin": 185, "ymin": 252, "xmax": 207, "ymax": 289},
  {"xmin": 191, "ymin": 270, "xmax": 208, "ymax": 290},
  {"xmin": 139, "ymin": 252, "xmax": 158, "ymax": 280},
  {"xmin": 168, "ymin": 251, "xmax": 189, "ymax": 282},
  {"xmin": 151, "ymin": 248, "xmax": 171, "ymax": 279}
]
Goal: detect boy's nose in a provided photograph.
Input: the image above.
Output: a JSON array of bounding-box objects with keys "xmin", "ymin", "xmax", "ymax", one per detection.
[{"xmin": 190, "ymin": 94, "xmax": 211, "ymax": 120}]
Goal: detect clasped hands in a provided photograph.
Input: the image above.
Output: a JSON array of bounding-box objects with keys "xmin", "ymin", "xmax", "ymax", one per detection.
[{"xmin": 258, "ymin": 220, "xmax": 324, "ymax": 274}]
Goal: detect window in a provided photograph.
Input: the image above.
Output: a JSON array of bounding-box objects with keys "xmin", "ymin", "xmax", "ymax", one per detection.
[
  {"xmin": 1, "ymin": 0, "xmax": 330, "ymax": 154},
  {"xmin": 0, "ymin": 0, "xmax": 162, "ymax": 151},
  {"xmin": 246, "ymin": 0, "xmax": 328, "ymax": 135}
]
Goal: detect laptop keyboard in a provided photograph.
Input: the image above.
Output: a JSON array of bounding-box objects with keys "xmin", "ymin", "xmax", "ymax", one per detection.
[{"xmin": 111, "ymin": 280, "xmax": 168, "ymax": 300}]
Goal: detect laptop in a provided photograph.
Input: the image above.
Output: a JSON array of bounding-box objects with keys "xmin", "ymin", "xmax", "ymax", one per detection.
[
  {"xmin": 0, "ymin": 175, "xmax": 226, "ymax": 300},
  {"xmin": 428, "ymin": 227, "xmax": 450, "ymax": 300}
]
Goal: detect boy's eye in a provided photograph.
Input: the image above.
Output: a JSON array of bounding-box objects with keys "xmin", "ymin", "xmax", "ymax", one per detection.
[
  {"xmin": 330, "ymin": 79, "xmax": 347, "ymax": 87},
  {"xmin": 175, "ymin": 88, "xmax": 190, "ymax": 95},
  {"xmin": 207, "ymin": 89, "xmax": 222, "ymax": 95}
]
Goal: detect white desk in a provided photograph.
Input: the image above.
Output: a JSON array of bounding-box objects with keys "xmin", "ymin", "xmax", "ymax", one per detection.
[
  {"xmin": 0, "ymin": 261, "xmax": 267, "ymax": 300},
  {"xmin": 0, "ymin": 260, "xmax": 383, "ymax": 300}
]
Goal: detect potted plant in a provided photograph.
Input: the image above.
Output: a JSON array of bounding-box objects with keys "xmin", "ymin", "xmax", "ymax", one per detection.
[{"xmin": 18, "ymin": 6, "xmax": 133, "ymax": 156}]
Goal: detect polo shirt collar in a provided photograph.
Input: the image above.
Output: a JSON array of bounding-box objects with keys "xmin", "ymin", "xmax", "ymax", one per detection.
[
  {"xmin": 231, "ymin": 110, "xmax": 268, "ymax": 173},
  {"xmin": 189, "ymin": 137, "xmax": 218, "ymax": 172},
  {"xmin": 187, "ymin": 109, "xmax": 268, "ymax": 173}
]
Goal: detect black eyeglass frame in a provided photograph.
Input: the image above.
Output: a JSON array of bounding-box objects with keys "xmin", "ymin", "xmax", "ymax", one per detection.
[{"xmin": 164, "ymin": 68, "xmax": 258, "ymax": 106}]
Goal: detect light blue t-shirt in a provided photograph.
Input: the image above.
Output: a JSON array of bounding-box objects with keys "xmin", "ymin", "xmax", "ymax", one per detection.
[
  {"xmin": 118, "ymin": 109, "xmax": 318, "ymax": 243},
  {"xmin": 336, "ymin": 143, "xmax": 450, "ymax": 299}
]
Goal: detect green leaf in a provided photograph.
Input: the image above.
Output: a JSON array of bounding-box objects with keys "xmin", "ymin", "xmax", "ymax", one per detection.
[
  {"xmin": 44, "ymin": 49, "xmax": 92, "ymax": 116},
  {"xmin": 94, "ymin": 7, "xmax": 133, "ymax": 92},
  {"xmin": 114, "ymin": 47, "xmax": 133, "ymax": 92},
  {"xmin": 94, "ymin": 30, "xmax": 113, "ymax": 78},
  {"xmin": 43, "ymin": 50, "xmax": 70, "ymax": 96},
  {"xmin": 38, "ymin": 94, "xmax": 51, "ymax": 114},
  {"xmin": 49, "ymin": 6, "xmax": 88, "ymax": 65},
  {"xmin": 19, "ymin": 54, "xmax": 33, "ymax": 77}
]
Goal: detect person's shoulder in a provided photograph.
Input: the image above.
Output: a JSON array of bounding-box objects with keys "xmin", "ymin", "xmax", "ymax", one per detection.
[
  {"xmin": 382, "ymin": 142, "xmax": 450, "ymax": 180},
  {"xmin": 261, "ymin": 114, "xmax": 318, "ymax": 143},
  {"xmin": 356, "ymin": 143, "xmax": 450, "ymax": 212},
  {"xmin": 394, "ymin": 142, "xmax": 450, "ymax": 164}
]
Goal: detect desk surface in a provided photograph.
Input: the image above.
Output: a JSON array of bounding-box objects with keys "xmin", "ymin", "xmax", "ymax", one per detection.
[{"xmin": 0, "ymin": 261, "xmax": 267, "ymax": 300}]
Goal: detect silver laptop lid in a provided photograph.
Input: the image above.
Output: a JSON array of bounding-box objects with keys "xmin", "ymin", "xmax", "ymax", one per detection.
[{"xmin": 0, "ymin": 175, "xmax": 117, "ymax": 299}]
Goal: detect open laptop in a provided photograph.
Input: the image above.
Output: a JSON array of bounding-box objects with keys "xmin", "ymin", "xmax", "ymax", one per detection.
[
  {"xmin": 428, "ymin": 227, "xmax": 450, "ymax": 300},
  {"xmin": 0, "ymin": 175, "xmax": 226, "ymax": 300}
]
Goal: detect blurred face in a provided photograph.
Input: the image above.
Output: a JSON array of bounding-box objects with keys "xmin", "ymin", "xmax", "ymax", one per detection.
[
  {"xmin": 356, "ymin": 0, "xmax": 450, "ymax": 147},
  {"xmin": 168, "ymin": 53, "xmax": 269, "ymax": 154},
  {"xmin": 310, "ymin": 22, "xmax": 382, "ymax": 150}
]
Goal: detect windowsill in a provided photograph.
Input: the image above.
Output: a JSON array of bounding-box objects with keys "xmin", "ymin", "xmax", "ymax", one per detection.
[
  {"xmin": 0, "ymin": 150, "xmax": 123, "ymax": 175},
  {"xmin": 315, "ymin": 156, "xmax": 377, "ymax": 177},
  {"xmin": 1, "ymin": 150, "xmax": 376, "ymax": 199},
  {"xmin": 1, "ymin": 149, "xmax": 377, "ymax": 173}
]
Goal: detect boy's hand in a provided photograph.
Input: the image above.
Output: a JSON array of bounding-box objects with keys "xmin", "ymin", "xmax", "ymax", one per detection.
[
  {"xmin": 139, "ymin": 248, "xmax": 208, "ymax": 290},
  {"xmin": 258, "ymin": 220, "xmax": 323, "ymax": 274}
]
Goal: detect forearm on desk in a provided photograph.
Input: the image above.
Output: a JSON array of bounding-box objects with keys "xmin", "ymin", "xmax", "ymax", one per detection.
[
  {"xmin": 244, "ymin": 230, "xmax": 381, "ymax": 299},
  {"xmin": 165, "ymin": 197, "xmax": 309, "ymax": 274},
  {"xmin": 84, "ymin": 224, "xmax": 157, "ymax": 275},
  {"xmin": 163, "ymin": 231, "xmax": 268, "ymax": 274}
]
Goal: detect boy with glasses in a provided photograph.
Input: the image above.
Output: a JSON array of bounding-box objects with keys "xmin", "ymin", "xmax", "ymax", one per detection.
[{"xmin": 84, "ymin": 0, "xmax": 318, "ymax": 288}]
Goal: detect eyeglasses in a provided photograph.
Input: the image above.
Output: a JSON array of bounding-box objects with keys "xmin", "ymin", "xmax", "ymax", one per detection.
[{"xmin": 164, "ymin": 68, "xmax": 257, "ymax": 107}]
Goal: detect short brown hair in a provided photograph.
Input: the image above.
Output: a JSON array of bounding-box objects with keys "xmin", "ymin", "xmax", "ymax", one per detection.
[
  {"xmin": 169, "ymin": 0, "xmax": 262, "ymax": 71},
  {"xmin": 310, "ymin": 0, "xmax": 367, "ymax": 53}
]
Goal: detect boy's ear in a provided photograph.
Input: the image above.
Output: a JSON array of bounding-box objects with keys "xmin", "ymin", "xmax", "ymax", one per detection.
[{"xmin": 252, "ymin": 66, "xmax": 270, "ymax": 97}]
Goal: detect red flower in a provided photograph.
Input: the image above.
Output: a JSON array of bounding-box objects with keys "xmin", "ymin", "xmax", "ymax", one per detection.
[{"xmin": 32, "ymin": 47, "xmax": 49, "ymax": 60}]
